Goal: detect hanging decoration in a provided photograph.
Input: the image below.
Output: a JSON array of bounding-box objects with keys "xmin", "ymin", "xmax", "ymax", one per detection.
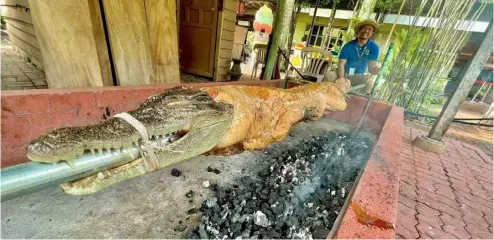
[{"xmin": 253, "ymin": 5, "xmax": 273, "ymax": 43}]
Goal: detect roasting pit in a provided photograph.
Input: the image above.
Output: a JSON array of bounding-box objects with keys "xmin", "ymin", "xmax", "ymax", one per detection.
[
  {"xmin": 1, "ymin": 80, "xmax": 403, "ymax": 239},
  {"xmin": 1, "ymin": 118, "xmax": 375, "ymax": 239}
]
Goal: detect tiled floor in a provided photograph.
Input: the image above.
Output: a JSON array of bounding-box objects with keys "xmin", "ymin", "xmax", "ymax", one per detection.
[
  {"xmin": 1, "ymin": 36, "xmax": 47, "ymax": 90},
  {"xmin": 396, "ymin": 126, "xmax": 493, "ymax": 239}
]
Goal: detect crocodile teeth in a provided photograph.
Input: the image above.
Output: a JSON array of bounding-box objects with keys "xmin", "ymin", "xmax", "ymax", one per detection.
[
  {"xmin": 97, "ymin": 148, "xmax": 103, "ymax": 154},
  {"xmin": 66, "ymin": 159, "xmax": 75, "ymax": 168},
  {"xmin": 123, "ymin": 149, "xmax": 135, "ymax": 158},
  {"xmin": 90, "ymin": 149, "xmax": 95, "ymax": 155}
]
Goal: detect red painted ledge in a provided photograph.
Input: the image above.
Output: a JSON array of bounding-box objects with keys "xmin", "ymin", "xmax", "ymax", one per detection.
[{"xmin": 335, "ymin": 106, "xmax": 404, "ymax": 239}]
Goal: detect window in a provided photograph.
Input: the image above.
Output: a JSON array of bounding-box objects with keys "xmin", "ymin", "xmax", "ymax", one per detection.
[{"xmin": 306, "ymin": 24, "xmax": 325, "ymax": 46}]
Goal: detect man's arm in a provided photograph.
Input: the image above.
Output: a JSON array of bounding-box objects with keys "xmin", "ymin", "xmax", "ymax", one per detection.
[
  {"xmin": 368, "ymin": 60, "xmax": 381, "ymax": 75},
  {"xmin": 337, "ymin": 59, "xmax": 347, "ymax": 79},
  {"xmin": 368, "ymin": 42, "xmax": 381, "ymax": 75}
]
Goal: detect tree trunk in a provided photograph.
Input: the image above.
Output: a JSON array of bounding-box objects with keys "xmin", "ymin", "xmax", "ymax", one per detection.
[{"xmin": 263, "ymin": 0, "xmax": 296, "ymax": 80}]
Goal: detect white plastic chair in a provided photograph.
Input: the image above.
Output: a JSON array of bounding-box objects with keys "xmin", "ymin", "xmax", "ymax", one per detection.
[
  {"xmin": 300, "ymin": 47, "xmax": 332, "ymax": 82},
  {"xmin": 251, "ymin": 44, "xmax": 268, "ymax": 79}
]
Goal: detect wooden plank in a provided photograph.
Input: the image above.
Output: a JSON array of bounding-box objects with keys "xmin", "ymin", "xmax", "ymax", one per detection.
[
  {"xmin": 220, "ymin": 40, "xmax": 233, "ymax": 50},
  {"xmin": 30, "ymin": 0, "xmax": 104, "ymax": 88},
  {"xmin": 221, "ymin": 30, "xmax": 234, "ymax": 41},
  {"xmin": 8, "ymin": 32, "xmax": 43, "ymax": 66},
  {"xmin": 223, "ymin": 19, "xmax": 236, "ymax": 32},
  {"xmin": 87, "ymin": 0, "xmax": 113, "ymax": 86},
  {"xmin": 0, "ymin": 0, "xmax": 32, "ymax": 24},
  {"xmin": 5, "ymin": 22, "xmax": 39, "ymax": 49},
  {"xmin": 145, "ymin": 0, "xmax": 180, "ymax": 84},
  {"xmin": 217, "ymin": 66, "xmax": 230, "ymax": 81},
  {"xmin": 218, "ymin": 58, "xmax": 231, "ymax": 68},
  {"xmin": 213, "ymin": 11, "xmax": 224, "ymax": 82},
  {"xmin": 219, "ymin": 48, "xmax": 232, "ymax": 59},
  {"xmin": 102, "ymin": 0, "xmax": 153, "ymax": 86},
  {"xmin": 223, "ymin": 9, "xmax": 236, "ymax": 22},
  {"xmin": 1, "ymin": 0, "xmax": 29, "ymax": 5},
  {"xmin": 224, "ymin": 0, "xmax": 237, "ymax": 11},
  {"xmin": 4, "ymin": 18, "xmax": 36, "ymax": 35}
]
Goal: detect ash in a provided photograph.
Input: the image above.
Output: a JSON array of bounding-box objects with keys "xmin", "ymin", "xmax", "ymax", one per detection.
[{"xmin": 188, "ymin": 132, "xmax": 373, "ymax": 239}]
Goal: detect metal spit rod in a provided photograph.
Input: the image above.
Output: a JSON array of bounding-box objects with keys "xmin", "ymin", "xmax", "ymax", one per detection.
[{"xmin": 1, "ymin": 134, "xmax": 181, "ymax": 201}]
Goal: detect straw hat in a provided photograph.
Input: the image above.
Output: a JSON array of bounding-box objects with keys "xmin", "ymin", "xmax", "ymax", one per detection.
[{"xmin": 354, "ymin": 19, "xmax": 380, "ymax": 36}]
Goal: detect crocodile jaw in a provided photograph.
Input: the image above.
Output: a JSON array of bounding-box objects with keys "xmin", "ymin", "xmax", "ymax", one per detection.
[{"xmin": 26, "ymin": 87, "xmax": 231, "ymax": 164}]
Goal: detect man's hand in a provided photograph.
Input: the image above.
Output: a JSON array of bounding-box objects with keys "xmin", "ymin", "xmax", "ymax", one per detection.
[{"xmin": 368, "ymin": 61, "xmax": 381, "ymax": 75}]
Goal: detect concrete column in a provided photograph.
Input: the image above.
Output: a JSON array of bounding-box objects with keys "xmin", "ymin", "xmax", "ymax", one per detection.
[{"xmin": 427, "ymin": 22, "xmax": 493, "ymax": 141}]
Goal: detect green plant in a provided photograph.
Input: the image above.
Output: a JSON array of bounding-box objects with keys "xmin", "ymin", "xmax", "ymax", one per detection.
[
  {"xmin": 1, "ymin": 16, "xmax": 6, "ymax": 30},
  {"xmin": 377, "ymin": 0, "xmax": 486, "ymax": 115}
]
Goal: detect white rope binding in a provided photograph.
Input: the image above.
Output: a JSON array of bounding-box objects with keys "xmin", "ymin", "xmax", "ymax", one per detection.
[{"xmin": 114, "ymin": 112, "xmax": 160, "ymax": 171}]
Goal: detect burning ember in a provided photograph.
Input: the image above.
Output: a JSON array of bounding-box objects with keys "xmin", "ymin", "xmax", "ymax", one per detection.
[{"xmin": 187, "ymin": 132, "xmax": 373, "ymax": 239}]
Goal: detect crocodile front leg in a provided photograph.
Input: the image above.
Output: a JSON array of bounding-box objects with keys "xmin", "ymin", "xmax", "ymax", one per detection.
[{"xmin": 61, "ymin": 113, "xmax": 233, "ymax": 195}]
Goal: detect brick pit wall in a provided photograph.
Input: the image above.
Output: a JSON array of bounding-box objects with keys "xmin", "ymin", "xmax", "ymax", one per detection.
[
  {"xmin": 1, "ymin": 80, "xmax": 288, "ymax": 167},
  {"xmin": 1, "ymin": 80, "xmax": 405, "ymax": 238}
]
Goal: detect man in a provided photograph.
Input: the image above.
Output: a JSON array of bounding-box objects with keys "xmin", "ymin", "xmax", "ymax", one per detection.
[{"xmin": 337, "ymin": 19, "xmax": 382, "ymax": 93}]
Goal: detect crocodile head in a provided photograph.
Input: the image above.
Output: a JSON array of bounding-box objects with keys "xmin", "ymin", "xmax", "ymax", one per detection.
[{"xmin": 26, "ymin": 87, "xmax": 234, "ymax": 164}]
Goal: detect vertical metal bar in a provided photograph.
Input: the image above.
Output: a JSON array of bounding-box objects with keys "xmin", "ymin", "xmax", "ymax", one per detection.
[
  {"xmin": 481, "ymin": 85, "xmax": 492, "ymax": 103},
  {"xmin": 307, "ymin": 0, "xmax": 320, "ymax": 47},
  {"xmin": 353, "ymin": 43, "xmax": 394, "ymax": 135},
  {"xmin": 471, "ymin": 82, "xmax": 486, "ymax": 101}
]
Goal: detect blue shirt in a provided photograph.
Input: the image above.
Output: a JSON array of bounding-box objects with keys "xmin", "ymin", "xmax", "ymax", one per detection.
[{"xmin": 339, "ymin": 39, "xmax": 380, "ymax": 74}]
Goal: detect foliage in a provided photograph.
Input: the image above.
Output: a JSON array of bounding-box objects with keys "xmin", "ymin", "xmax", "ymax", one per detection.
[
  {"xmin": 1, "ymin": 16, "xmax": 5, "ymax": 30},
  {"xmin": 374, "ymin": 0, "xmax": 401, "ymax": 21},
  {"xmin": 377, "ymin": 0, "xmax": 487, "ymax": 115},
  {"xmin": 245, "ymin": 32, "xmax": 255, "ymax": 57}
]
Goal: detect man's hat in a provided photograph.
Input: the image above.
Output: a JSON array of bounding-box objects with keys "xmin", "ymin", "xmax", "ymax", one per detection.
[{"xmin": 354, "ymin": 19, "xmax": 380, "ymax": 35}]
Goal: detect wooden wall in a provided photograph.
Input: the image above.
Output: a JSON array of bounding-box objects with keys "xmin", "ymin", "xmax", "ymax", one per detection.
[
  {"xmin": 2, "ymin": 0, "xmax": 180, "ymax": 88},
  {"xmin": 30, "ymin": 0, "xmax": 105, "ymax": 88},
  {"xmin": 146, "ymin": 0, "xmax": 180, "ymax": 84},
  {"xmin": 1, "ymin": 0, "xmax": 43, "ymax": 70},
  {"xmin": 214, "ymin": 0, "xmax": 237, "ymax": 82},
  {"xmin": 102, "ymin": 0, "xmax": 180, "ymax": 86}
]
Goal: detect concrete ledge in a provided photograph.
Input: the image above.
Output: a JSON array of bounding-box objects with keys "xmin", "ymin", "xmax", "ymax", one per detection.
[
  {"xmin": 412, "ymin": 135, "xmax": 446, "ymax": 153},
  {"xmin": 334, "ymin": 105, "xmax": 404, "ymax": 239}
]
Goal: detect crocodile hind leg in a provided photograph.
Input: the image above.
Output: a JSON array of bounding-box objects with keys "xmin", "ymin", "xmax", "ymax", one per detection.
[{"xmin": 60, "ymin": 114, "xmax": 232, "ymax": 195}]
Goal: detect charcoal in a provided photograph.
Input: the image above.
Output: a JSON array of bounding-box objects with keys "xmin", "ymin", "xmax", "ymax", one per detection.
[
  {"xmin": 185, "ymin": 190, "xmax": 194, "ymax": 198},
  {"xmin": 187, "ymin": 208, "xmax": 200, "ymax": 215},
  {"xmin": 193, "ymin": 132, "xmax": 373, "ymax": 239},
  {"xmin": 207, "ymin": 166, "xmax": 221, "ymax": 174},
  {"xmin": 174, "ymin": 224, "xmax": 186, "ymax": 232},
  {"xmin": 187, "ymin": 229, "xmax": 200, "ymax": 239},
  {"xmin": 171, "ymin": 168, "xmax": 181, "ymax": 177},
  {"xmin": 313, "ymin": 225, "xmax": 330, "ymax": 239},
  {"xmin": 198, "ymin": 225, "xmax": 208, "ymax": 239}
]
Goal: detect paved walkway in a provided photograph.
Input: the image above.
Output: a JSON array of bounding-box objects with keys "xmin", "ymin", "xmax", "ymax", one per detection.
[
  {"xmin": 397, "ymin": 126, "xmax": 493, "ymax": 239},
  {"xmin": 1, "ymin": 35, "xmax": 47, "ymax": 90}
]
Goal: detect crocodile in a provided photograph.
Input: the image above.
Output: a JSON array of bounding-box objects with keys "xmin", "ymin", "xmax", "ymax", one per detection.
[{"xmin": 26, "ymin": 79, "xmax": 351, "ymax": 195}]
